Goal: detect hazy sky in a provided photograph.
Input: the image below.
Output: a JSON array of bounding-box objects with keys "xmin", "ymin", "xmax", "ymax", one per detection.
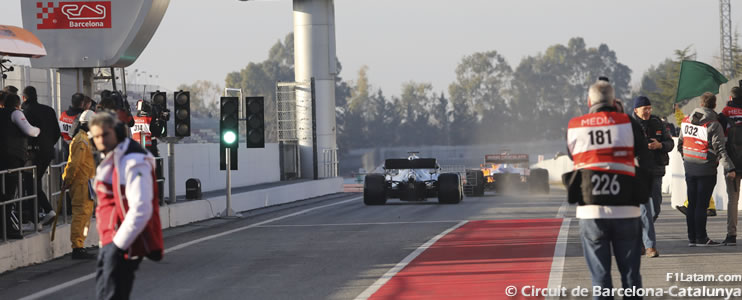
[{"xmin": 4, "ymin": 0, "xmax": 741, "ymax": 96}]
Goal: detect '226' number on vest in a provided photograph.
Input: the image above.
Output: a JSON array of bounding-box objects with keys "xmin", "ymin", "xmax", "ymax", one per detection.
[
  {"xmin": 591, "ymin": 174, "xmax": 620, "ymax": 196},
  {"xmin": 588, "ymin": 130, "xmax": 613, "ymax": 145}
]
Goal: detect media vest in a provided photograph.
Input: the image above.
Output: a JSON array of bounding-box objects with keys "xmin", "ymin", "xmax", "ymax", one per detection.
[
  {"xmin": 132, "ymin": 116, "xmax": 152, "ymax": 147},
  {"xmin": 59, "ymin": 111, "xmax": 78, "ymax": 142},
  {"xmin": 95, "ymin": 139, "xmax": 163, "ymax": 261},
  {"xmin": 567, "ymin": 111, "xmax": 639, "ymax": 206},
  {"xmin": 722, "ymin": 105, "xmax": 742, "ymax": 127},
  {"xmin": 681, "ymin": 116, "xmax": 711, "ymax": 161}
]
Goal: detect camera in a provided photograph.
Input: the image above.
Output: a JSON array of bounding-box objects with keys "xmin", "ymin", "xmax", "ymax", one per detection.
[{"xmin": 137, "ymin": 92, "xmax": 170, "ymax": 137}]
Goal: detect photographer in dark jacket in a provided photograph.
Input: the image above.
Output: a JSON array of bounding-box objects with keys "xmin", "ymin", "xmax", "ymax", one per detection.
[
  {"xmin": 719, "ymin": 86, "xmax": 742, "ymax": 246},
  {"xmin": 631, "ymin": 96, "xmax": 674, "ymax": 258},
  {"xmin": 21, "ymin": 86, "xmax": 61, "ymax": 224}
]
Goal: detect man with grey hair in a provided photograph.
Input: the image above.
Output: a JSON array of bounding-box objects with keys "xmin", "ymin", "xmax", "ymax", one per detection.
[{"xmin": 566, "ymin": 80, "xmax": 651, "ymax": 299}]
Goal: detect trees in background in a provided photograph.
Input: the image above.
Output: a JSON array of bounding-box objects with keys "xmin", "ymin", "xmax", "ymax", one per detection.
[
  {"xmin": 180, "ymin": 34, "xmax": 649, "ymax": 150},
  {"xmin": 636, "ymin": 46, "xmax": 696, "ymax": 118},
  {"xmin": 175, "ymin": 80, "xmax": 222, "ymax": 118}
]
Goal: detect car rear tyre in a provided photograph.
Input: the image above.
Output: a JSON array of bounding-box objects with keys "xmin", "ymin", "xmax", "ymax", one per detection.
[
  {"xmin": 438, "ymin": 173, "xmax": 462, "ymax": 204},
  {"xmin": 530, "ymin": 168, "xmax": 550, "ymax": 194},
  {"xmin": 475, "ymin": 170, "xmax": 485, "ymax": 196},
  {"xmin": 364, "ymin": 174, "xmax": 387, "ymax": 205}
]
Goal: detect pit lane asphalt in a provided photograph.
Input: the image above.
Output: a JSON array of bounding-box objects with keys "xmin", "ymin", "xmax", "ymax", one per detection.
[{"xmin": 1, "ymin": 190, "xmax": 566, "ymax": 300}]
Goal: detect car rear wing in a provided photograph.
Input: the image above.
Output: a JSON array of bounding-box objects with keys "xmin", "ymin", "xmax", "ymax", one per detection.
[
  {"xmin": 484, "ymin": 154, "xmax": 529, "ymax": 164},
  {"xmin": 384, "ymin": 158, "xmax": 438, "ymax": 169}
]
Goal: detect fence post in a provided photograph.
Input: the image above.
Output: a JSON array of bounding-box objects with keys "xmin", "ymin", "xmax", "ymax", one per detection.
[{"xmin": 33, "ymin": 167, "xmax": 38, "ymax": 231}]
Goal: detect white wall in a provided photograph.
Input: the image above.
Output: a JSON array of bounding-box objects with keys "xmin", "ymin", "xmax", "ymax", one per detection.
[
  {"xmin": 532, "ymin": 155, "xmax": 573, "ymax": 183},
  {"xmin": 156, "ymin": 142, "xmax": 281, "ymax": 196},
  {"xmin": 534, "ymin": 137, "xmax": 740, "ymax": 212}
]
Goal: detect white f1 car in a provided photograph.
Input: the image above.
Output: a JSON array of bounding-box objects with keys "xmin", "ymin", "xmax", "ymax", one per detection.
[{"xmin": 363, "ymin": 153, "xmax": 463, "ymax": 205}]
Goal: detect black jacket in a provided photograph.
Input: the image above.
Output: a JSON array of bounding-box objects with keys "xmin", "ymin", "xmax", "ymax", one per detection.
[
  {"xmin": 0, "ymin": 107, "xmax": 29, "ymax": 164},
  {"xmin": 22, "ymin": 100, "xmax": 61, "ymax": 162},
  {"xmin": 631, "ymin": 113, "xmax": 674, "ymax": 176},
  {"xmin": 720, "ymin": 100, "xmax": 742, "ymax": 172}
]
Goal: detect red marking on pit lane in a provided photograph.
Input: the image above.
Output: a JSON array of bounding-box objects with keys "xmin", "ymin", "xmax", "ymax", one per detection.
[{"xmin": 368, "ymin": 219, "xmax": 563, "ymax": 300}]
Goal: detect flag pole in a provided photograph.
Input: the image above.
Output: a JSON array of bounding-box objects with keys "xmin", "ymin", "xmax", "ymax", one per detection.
[{"xmin": 674, "ymin": 60, "xmax": 685, "ymax": 104}]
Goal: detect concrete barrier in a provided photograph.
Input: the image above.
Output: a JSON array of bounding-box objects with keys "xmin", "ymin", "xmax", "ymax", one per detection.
[
  {"xmin": 533, "ymin": 137, "xmax": 740, "ymax": 213},
  {"xmin": 156, "ymin": 143, "xmax": 281, "ymax": 196},
  {"xmin": 0, "ymin": 178, "xmax": 343, "ymax": 274},
  {"xmin": 532, "ymin": 155, "xmax": 573, "ymax": 183}
]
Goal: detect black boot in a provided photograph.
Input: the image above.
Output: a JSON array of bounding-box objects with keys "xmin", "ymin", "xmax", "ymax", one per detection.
[{"xmin": 71, "ymin": 248, "xmax": 95, "ymax": 260}]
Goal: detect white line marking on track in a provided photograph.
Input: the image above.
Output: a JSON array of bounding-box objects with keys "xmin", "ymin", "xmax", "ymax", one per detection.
[
  {"xmin": 258, "ymin": 220, "xmax": 463, "ymax": 227},
  {"xmin": 353, "ymin": 220, "xmax": 468, "ymax": 300},
  {"xmin": 556, "ymin": 202, "xmax": 568, "ymax": 218},
  {"xmin": 19, "ymin": 196, "xmax": 361, "ymax": 300},
  {"xmin": 545, "ymin": 217, "xmax": 571, "ymax": 300}
]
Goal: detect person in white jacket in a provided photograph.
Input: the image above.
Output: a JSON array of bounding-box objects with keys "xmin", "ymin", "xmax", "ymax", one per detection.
[{"xmin": 90, "ymin": 111, "xmax": 162, "ymax": 299}]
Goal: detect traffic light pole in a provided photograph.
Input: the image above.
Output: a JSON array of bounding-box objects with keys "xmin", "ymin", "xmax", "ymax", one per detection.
[
  {"xmin": 220, "ymin": 148, "xmax": 240, "ymax": 218},
  {"xmin": 168, "ymin": 141, "xmax": 176, "ymax": 204},
  {"xmin": 159, "ymin": 136, "xmax": 182, "ymax": 204}
]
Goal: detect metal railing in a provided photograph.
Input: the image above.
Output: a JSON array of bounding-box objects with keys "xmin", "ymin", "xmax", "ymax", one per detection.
[
  {"xmin": 47, "ymin": 162, "xmax": 69, "ymax": 226},
  {"xmin": 1, "ymin": 166, "xmax": 38, "ymax": 242},
  {"xmin": 321, "ymin": 148, "xmax": 339, "ymax": 178}
]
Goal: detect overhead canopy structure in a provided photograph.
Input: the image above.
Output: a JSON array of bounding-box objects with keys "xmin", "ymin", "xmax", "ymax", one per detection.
[{"xmin": 0, "ymin": 25, "xmax": 47, "ymax": 58}]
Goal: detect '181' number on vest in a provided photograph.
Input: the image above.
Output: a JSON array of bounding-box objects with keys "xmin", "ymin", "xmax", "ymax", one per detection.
[
  {"xmin": 591, "ymin": 173, "xmax": 620, "ymax": 196},
  {"xmin": 588, "ymin": 129, "xmax": 613, "ymax": 145}
]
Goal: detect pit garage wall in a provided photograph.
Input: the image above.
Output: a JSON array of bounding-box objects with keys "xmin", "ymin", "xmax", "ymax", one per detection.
[{"xmin": 155, "ymin": 142, "xmax": 281, "ymax": 197}]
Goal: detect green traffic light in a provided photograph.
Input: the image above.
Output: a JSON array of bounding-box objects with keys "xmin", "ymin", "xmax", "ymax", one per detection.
[{"xmin": 223, "ymin": 131, "xmax": 237, "ymax": 144}]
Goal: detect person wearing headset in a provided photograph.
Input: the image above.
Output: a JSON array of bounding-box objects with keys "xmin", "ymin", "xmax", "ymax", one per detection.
[{"xmin": 89, "ymin": 112, "xmax": 163, "ymax": 299}]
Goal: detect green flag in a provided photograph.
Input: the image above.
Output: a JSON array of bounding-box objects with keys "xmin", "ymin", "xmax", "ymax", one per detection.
[{"xmin": 675, "ymin": 60, "xmax": 728, "ymax": 103}]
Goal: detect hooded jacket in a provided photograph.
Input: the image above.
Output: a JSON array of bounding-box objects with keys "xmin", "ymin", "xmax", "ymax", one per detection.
[{"xmin": 678, "ymin": 107, "xmax": 735, "ymax": 176}]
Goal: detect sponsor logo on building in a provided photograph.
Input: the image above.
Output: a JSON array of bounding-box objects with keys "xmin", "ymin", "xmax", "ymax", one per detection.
[{"xmin": 36, "ymin": 1, "xmax": 112, "ymax": 30}]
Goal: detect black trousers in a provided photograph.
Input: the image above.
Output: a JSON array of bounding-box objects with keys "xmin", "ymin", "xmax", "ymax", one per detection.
[
  {"xmin": 96, "ymin": 243, "xmax": 141, "ymax": 300},
  {"xmin": 22, "ymin": 158, "xmax": 53, "ymax": 214}
]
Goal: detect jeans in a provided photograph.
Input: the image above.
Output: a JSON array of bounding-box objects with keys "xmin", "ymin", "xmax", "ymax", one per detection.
[
  {"xmin": 650, "ymin": 176, "xmax": 663, "ymax": 220},
  {"xmin": 725, "ymin": 174, "xmax": 742, "ymax": 237},
  {"xmin": 96, "ymin": 243, "xmax": 141, "ymax": 300},
  {"xmin": 685, "ymin": 175, "xmax": 717, "ymax": 242},
  {"xmin": 579, "ymin": 218, "xmax": 643, "ymax": 300},
  {"xmin": 640, "ymin": 203, "xmax": 656, "ymax": 248},
  {"xmin": 640, "ymin": 176, "xmax": 662, "ymax": 248}
]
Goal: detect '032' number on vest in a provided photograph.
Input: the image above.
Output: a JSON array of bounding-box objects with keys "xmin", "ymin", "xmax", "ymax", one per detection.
[
  {"xmin": 591, "ymin": 173, "xmax": 621, "ymax": 196},
  {"xmin": 684, "ymin": 125, "xmax": 699, "ymax": 137}
]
